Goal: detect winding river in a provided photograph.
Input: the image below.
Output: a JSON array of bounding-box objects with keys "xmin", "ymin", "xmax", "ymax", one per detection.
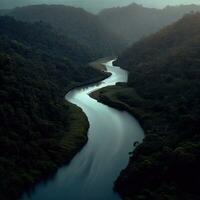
[{"xmin": 21, "ymin": 60, "xmax": 144, "ymax": 200}]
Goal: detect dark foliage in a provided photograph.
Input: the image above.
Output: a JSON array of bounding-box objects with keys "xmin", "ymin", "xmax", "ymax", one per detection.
[
  {"xmin": 0, "ymin": 16, "xmax": 104, "ymax": 200},
  {"xmin": 115, "ymin": 13, "xmax": 200, "ymax": 200}
]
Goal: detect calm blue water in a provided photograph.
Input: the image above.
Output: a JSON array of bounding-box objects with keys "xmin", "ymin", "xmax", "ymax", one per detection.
[{"xmin": 21, "ymin": 60, "xmax": 144, "ymax": 200}]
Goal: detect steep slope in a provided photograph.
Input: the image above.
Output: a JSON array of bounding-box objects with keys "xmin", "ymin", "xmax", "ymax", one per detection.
[
  {"xmin": 9, "ymin": 4, "xmax": 125, "ymax": 56},
  {"xmin": 0, "ymin": 16, "xmax": 106, "ymax": 200},
  {"xmin": 99, "ymin": 3, "xmax": 200, "ymax": 45},
  {"xmin": 107, "ymin": 13, "xmax": 200, "ymax": 200}
]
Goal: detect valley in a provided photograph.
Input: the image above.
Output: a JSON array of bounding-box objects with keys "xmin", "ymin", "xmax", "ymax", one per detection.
[{"xmin": 1, "ymin": 2, "xmax": 200, "ymax": 200}]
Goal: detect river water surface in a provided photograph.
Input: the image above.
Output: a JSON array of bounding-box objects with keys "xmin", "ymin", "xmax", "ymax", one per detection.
[{"xmin": 21, "ymin": 60, "xmax": 144, "ymax": 200}]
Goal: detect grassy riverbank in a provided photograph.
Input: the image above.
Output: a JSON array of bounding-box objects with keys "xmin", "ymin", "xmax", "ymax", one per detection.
[
  {"xmin": 54, "ymin": 103, "xmax": 89, "ymax": 164},
  {"xmin": 90, "ymin": 84, "xmax": 146, "ymax": 125},
  {"xmin": 17, "ymin": 102, "xmax": 90, "ymax": 198}
]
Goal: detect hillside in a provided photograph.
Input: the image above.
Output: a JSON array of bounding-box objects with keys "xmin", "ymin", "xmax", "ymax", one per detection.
[
  {"xmin": 94, "ymin": 13, "xmax": 200, "ymax": 199},
  {"xmin": 8, "ymin": 5, "xmax": 125, "ymax": 56},
  {"xmin": 99, "ymin": 3, "xmax": 200, "ymax": 45},
  {"xmin": 0, "ymin": 16, "xmax": 106, "ymax": 200}
]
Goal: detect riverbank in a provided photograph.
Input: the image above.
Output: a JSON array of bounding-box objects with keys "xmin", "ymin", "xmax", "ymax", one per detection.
[
  {"xmin": 18, "ymin": 104, "xmax": 90, "ymax": 200},
  {"xmin": 89, "ymin": 57, "xmax": 114, "ymax": 71},
  {"xmin": 65, "ymin": 58, "xmax": 112, "ymax": 93},
  {"xmin": 90, "ymin": 84, "xmax": 147, "ymax": 129}
]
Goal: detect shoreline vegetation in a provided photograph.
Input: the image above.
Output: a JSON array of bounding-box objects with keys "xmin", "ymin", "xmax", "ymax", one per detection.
[
  {"xmin": 89, "ymin": 84, "xmax": 145, "ymax": 127},
  {"xmin": 65, "ymin": 58, "xmax": 111, "ymax": 94}
]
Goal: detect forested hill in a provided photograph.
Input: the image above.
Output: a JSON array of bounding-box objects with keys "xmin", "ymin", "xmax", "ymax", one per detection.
[
  {"xmin": 0, "ymin": 16, "xmax": 105, "ymax": 200},
  {"xmin": 114, "ymin": 13, "xmax": 200, "ymax": 199},
  {"xmin": 8, "ymin": 4, "xmax": 125, "ymax": 56},
  {"xmin": 99, "ymin": 3, "xmax": 200, "ymax": 45}
]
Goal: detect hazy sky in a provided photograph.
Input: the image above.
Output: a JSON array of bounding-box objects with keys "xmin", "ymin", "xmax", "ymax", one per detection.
[{"xmin": 1, "ymin": 0, "xmax": 200, "ymax": 12}]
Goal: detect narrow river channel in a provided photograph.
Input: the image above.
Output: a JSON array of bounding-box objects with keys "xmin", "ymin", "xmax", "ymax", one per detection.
[{"xmin": 21, "ymin": 60, "xmax": 145, "ymax": 200}]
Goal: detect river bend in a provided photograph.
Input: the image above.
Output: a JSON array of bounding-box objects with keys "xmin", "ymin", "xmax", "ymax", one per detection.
[{"xmin": 21, "ymin": 60, "xmax": 144, "ymax": 200}]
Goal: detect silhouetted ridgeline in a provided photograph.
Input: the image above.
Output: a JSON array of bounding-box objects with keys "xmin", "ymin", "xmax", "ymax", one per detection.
[
  {"xmin": 111, "ymin": 13, "xmax": 200, "ymax": 199},
  {"xmin": 99, "ymin": 3, "xmax": 200, "ymax": 45},
  {"xmin": 7, "ymin": 4, "xmax": 125, "ymax": 56},
  {"xmin": 0, "ymin": 16, "xmax": 107, "ymax": 200}
]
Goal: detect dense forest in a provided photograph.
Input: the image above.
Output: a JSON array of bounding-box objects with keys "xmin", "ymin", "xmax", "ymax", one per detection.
[
  {"xmin": 0, "ymin": 16, "xmax": 107, "ymax": 200},
  {"xmin": 110, "ymin": 13, "xmax": 200, "ymax": 200},
  {"xmin": 99, "ymin": 3, "xmax": 200, "ymax": 45},
  {"xmin": 7, "ymin": 5, "xmax": 125, "ymax": 56}
]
